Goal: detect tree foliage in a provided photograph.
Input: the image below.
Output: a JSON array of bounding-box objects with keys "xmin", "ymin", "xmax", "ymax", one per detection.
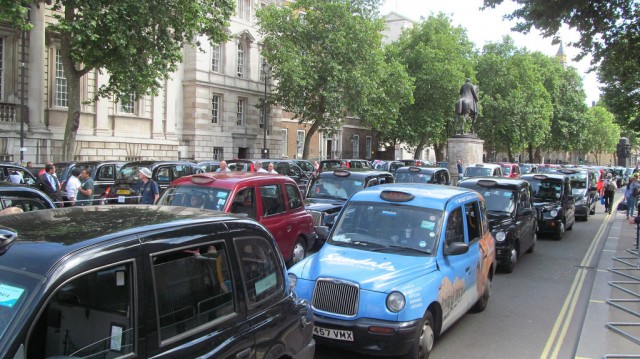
[
  {"xmin": 3, "ymin": 0, "xmax": 235, "ymax": 160},
  {"xmin": 585, "ymin": 106, "xmax": 620, "ymax": 164},
  {"xmin": 384, "ymin": 13, "xmax": 475, "ymax": 159},
  {"xmin": 482, "ymin": 0, "xmax": 640, "ymax": 133},
  {"xmin": 257, "ymin": 0, "xmax": 413, "ymax": 159}
]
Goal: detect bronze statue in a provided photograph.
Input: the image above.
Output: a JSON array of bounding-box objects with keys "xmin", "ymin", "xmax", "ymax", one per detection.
[{"xmin": 454, "ymin": 78, "xmax": 478, "ymax": 134}]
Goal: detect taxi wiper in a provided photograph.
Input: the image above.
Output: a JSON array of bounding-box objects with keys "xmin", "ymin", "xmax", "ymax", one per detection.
[
  {"xmin": 351, "ymin": 240, "xmax": 385, "ymax": 248},
  {"xmin": 371, "ymin": 244, "xmax": 432, "ymax": 255}
]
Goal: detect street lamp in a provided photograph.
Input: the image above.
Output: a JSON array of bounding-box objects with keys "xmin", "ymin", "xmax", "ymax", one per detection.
[
  {"xmin": 261, "ymin": 60, "xmax": 271, "ymax": 159},
  {"xmin": 19, "ymin": 7, "xmax": 29, "ymax": 164}
]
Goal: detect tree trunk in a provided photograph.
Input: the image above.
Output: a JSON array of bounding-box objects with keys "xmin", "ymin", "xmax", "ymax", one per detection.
[
  {"xmin": 414, "ymin": 141, "xmax": 425, "ymax": 160},
  {"xmin": 433, "ymin": 143, "xmax": 443, "ymax": 162},
  {"xmin": 302, "ymin": 116, "xmax": 323, "ymax": 160}
]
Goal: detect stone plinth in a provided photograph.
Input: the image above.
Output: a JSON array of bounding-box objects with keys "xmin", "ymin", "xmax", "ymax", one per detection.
[{"xmin": 448, "ymin": 134, "xmax": 484, "ymax": 184}]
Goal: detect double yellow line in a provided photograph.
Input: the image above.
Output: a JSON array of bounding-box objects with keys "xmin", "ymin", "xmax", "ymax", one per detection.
[{"xmin": 540, "ymin": 205, "xmax": 616, "ymax": 359}]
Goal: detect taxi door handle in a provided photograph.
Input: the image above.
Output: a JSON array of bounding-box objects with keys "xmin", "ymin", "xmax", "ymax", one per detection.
[
  {"xmin": 465, "ymin": 267, "xmax": 471, "ymax": 273},
  {"xmin": 286, "ymin": 225, "xmax": 292, "ymax": 232},
  {"xmin": 236, "ymin": 348, "xmax": 251, "ymax": 359}
]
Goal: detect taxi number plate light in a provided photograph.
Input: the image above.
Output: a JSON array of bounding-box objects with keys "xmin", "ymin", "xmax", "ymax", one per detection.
[{"xmin": 313, "ymin": 326, "xmax": 354, "ymax": 341}]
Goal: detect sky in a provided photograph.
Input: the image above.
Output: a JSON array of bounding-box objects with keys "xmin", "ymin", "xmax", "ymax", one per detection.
[{"xmin": 380, "ymin": 0, "xmax": 601, "ymax": 106}]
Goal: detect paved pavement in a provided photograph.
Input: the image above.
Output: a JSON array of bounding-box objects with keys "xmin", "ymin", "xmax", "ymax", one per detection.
[{"xmin": 576, "ymin": 201, "xmax": 640, "ymax": 359}]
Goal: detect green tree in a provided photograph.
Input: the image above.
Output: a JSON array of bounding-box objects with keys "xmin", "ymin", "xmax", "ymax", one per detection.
[
  {"xmin": 257, "ymin": 0, "xmax": 413, "ymax": 159},
  {"xmin": 586, "ymin": 106, "xmax": 620, "ymax": 165},
  {"xmin": 476, "ymin": 37, "xmax": 552, "ymax": 162},
  {"xmin": 2, "ymin": 0, "xmax": 234, "ymax": 160},
  {"xmin": 481, "ymin": 0, "xmax": 639, "ymax": 132},
  {"xmin": 385, "ymin": 13, "xmax": 475, "ymax": 160}
]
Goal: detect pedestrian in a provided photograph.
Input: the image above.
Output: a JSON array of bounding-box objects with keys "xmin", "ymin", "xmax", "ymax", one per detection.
[
  {"xmin": 76, "ymin": 168, "xmax": 95, "ymax": 206},
  {"xmin": 36, "ymin": 163, "xmax": 63, "ymax": 207},
  {"xmin": 601, "ymin": 173, "xmax": 617, "ymax": 214},
  {"xmin": 26, "ymin": 161, "xmax": 33, "ymax": 169},
  {"xmin": 255, "ymin": 161, "xmax": 268, "ymax": 173},
  {"xmin": 215, "ymin": 161, "xmax": 231, "ymax": 172},
  {"xmin": 8, "ymin": 170, "xmax": 23, "ymax": 184},
  {"xmin": 626, "ymin": 173, "xmax": 640, "ymax": 218},
  {"xmin": 138, "ymin": 167, "xmax": 159, "ymax": 204},
  {"xmin": 267, "ymin": 162, "xmax": 278, "ymax": 174},
  {"xmin": 456, "ymin": 160, "xmax": 464, "ymax": 176},
  {"xmin": 65, "ymin": 167, "xmax": 82, "ymax": 206}
]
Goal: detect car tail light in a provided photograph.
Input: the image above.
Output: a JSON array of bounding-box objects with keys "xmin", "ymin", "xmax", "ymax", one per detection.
[{"xmin": 104, "ymin": 187, "xmax": 111, "ymax": 197}]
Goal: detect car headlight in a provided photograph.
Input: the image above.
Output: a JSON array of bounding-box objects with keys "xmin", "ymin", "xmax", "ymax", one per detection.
[
  {"xmin": 386, "ymin": 291, "xmax": 406, "ymax": 313},
  {"xmin": 495, "ymin": 231, "xmax": 506, "ymax": 242},
  {"xmin": 288, "ymin": 273, "xmax": 298, "ymax": 291},
  {"xmin": 549, "ymin": 209, "xmax": 558, "ymax": 217}
]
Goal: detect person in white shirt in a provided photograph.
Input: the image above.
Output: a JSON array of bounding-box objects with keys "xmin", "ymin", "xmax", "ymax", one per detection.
[
  {"xmin": 8, "ymin": 171, "xmax": 23, "ymax": 184},
  {"xmin": 255, "ymin": 161, "xmax": 268, "ymax": 173},
  {"xmin": 267, "ymin": 163, "xmax": 278, "ymax": 174},
  {"xmin": 215, "ymin": 161, "xmax": 231, "ymax": 172},
  {"xmin": 65, "ymin": 167, "xmax": 82, "ymax": 206}
]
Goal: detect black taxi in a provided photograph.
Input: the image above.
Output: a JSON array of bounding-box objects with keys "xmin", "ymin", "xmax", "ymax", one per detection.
[
  {"xmin": 553, "ymin": 168, "xmax": 598, "ymax": 220},
  {"xmin": 0, "ymin": 206, "xmax": 314, "ymax": 358},
  {"xmin": 521, "ymin": 173, "xmax": 576, "ymax": 239},
  {"xmin": 458, "ymin": 177, "xmax": 537, "ymax": 272},
  {"xmin": 304, "ymin": 169, "xmax": 394, "ymax": 247},
  {"xmin": 394, "ymin": 166, "xmax": 451, "ymax": 185}
]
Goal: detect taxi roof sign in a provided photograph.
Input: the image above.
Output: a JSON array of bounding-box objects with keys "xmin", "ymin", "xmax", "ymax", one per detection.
[
  {"xmin": 408, "ymin": 166, "xmax": 422, "ymax": 172},
  {"xmin": 380, "ymin": 190, "xmax": 414, "ymax": 202},
  {"xmin": 191, "ymin": 176, "xmax": 215, "ymax": 184},
  {"xmin": 332, "ymin": 170, "xmax": 351, "ymax": 177},
  {"xmin": 533, "ymin": 174, "xmax": 548, "ymax": 180},
  {"xmin": 476, "ymin": 179, "xmax": 498, "ymax": 187}
]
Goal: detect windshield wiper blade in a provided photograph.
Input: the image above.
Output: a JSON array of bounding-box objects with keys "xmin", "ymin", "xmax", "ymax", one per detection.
[{"xmin": 371, "ymin": 244, "xmax": 432, "ymax": 254}]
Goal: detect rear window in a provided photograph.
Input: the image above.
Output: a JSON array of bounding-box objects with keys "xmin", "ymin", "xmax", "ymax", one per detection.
[
  {"xmin": 464, "ymin": 167, "xmax": 492, "ymax": 177},
  {"xmin": 158, "ymin": 185, "xmax": 230, "ymax": 211},
  {"xmin": 394, "ymin": 172, "xmax": 432, "ymax": 184}
]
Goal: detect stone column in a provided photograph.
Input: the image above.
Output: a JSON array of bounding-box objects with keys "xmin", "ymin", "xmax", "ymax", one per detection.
[
  {"xmin": 27, "ymin": 5, "xmax": 46, "ymax": 132},
  {"xmin": 94, "ymin": 72, "xmax": 110, "ymax": 136},
  {"xmin": 448, "ymin": 134, "xmax": 484, "ymax": 184}
]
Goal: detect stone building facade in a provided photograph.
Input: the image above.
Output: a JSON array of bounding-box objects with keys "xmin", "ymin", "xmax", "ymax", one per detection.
[{"xmin": 0, "ymin": 0, "xmax": 291, "ymax": 164}]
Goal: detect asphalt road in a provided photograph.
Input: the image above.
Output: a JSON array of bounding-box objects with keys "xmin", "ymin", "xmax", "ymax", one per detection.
[{"xmin": 313, "ymin": 196, "xmax": 617, "ymax": 359}]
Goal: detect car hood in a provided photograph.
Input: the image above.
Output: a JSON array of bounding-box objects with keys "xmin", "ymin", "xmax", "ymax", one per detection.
[
  {"xmin": 295, "ymin": 245, "xmax": 438, "ymax": 293},
  {"xmin": 304, "ymin": 198, "xmax": 346, "ymax": 212},
  {"xmin": 486, "ymin": 212, "xmax": 513, "ymax": 230}
]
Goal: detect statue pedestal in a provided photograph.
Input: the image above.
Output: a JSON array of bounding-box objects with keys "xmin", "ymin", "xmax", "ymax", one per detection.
[{"xmin": 448, "ymin": 135, "xmax": 484, "ymax": 184}]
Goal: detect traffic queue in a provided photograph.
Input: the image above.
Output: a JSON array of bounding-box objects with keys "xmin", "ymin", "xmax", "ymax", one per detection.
[{"xmin": 0, "ymin": 158, "xmax": 632, "ymax": 358}]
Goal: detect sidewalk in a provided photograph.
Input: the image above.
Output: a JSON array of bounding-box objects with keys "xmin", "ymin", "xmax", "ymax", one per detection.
[{"xmin": 575, "ymin": 204, "xmax": 640, "ymax": 359}]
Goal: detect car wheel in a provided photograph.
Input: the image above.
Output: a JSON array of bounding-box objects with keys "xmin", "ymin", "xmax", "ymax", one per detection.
[
  {"xmin": 400, "ymin": 311, "xmax": 435, "ymax": 359},
  {"xmin": 288, "ymin": 237, "xmax": 307, "ymax": 267},
  {"xmin": 526, "ymin": 232, "xmax": 536, "ymax": 254},
  {"xmin": 503, "ymin": 246, "xmax": 517, "ymax": 274},
  {"xmin": 472, "ymin": 276, "xmax": 491, "ymax": 312},
  {"xmin": 555, "ymin": 221, "xmax": 565, "ymax": 240}
]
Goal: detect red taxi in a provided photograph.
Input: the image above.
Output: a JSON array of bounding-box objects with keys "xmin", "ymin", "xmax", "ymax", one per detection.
[
  {"xmin": 499, "ymin": 162, "xmax": 521, "ymax": 179},
  {"xmin": 157, "ymin": 172, "xmax": 317, "ymax": 266}
]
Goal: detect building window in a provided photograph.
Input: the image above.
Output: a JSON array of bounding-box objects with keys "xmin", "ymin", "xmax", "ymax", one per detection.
[
  {"xmin": 213, "ymin": 147, "xmax": 223, "ymax": 160},
  {"xmin": 281, "ymin": 129, "xmax": 288, "ymax": 158},
  {"xmin": 211, "ymin": 95, "xmax": 220, "ymax": 124},
  {"xmin": 236, "ymin": 99, "xmax": 246, "ymax": 126},
  {"xmin": 236, "ymin": 43, "xmax": 244, "ymax": 77},
  {"xmin": 120, "ymin": 93, "xmax": 135, "ymax": 114},
  {"xmin": 55, "ymin": 50, "xmax": 68, "ymax": 107},
  {"xmin": 211, "ymin": 43, "xmax": 221, "ymax": 73},
  {"xmin": 296, "ymin": 130, "xmax": 305, "ymax": 159},
  {"xmin": 0, "ymin": 37, "xmax": 3, "ymax": 100},
  {"xmin": 352, "ymin": 135, "xmax": 360, "ymax": 158},
  {"xmin": 366, "ymin": 136, "xmax": 372, "ymax": 160},
  {"xmin": 238, "ymin": 0, "xmax": 251, "ymax": 20}
]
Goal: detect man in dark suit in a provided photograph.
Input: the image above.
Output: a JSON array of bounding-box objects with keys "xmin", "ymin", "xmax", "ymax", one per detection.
[{"xmin": 37, "ymin": 163, "xmax": 63, "ymax": 207}]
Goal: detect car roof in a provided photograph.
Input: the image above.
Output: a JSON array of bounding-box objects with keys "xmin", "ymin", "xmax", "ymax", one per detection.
[
  {"xmin": 350, "ymin": 183, "xmax": 478, "ymax": 211},
  {"xmin": 0, "ymin": 205, "xmax": 247, "ymax": 277},
  {"xmin": 394, "ymin": 166, "xmax": 446, "ymax": 174},
  {"xmin": 458, "ymin": 177, "xmax": 529, "ymax": 189},
  {"xmin": 466, "ymin": 163, "xmax": 501, "ymax": 169},
  {"xmin": 521, "ymin": 173, "xmax": 567, "ymax": 181},
  {"xmin": 122, "ymin": 160, "xmax": 196, "ymax": 167},
  {"xmin": 317, "ymin": 169, "xmax": 391, "ymax": 178},
  {"xmin": 171, "ymin": 172, "xmax": 297, "ymax": 189}
]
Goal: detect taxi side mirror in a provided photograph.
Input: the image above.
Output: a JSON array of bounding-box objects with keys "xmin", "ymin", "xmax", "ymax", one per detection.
[
  {"xmin": 444, "ymin": 241, "xmax": 469, "ymax": 256},
  {"xmin": 518, "ymin": 208, "xmax": 533, "ymax": 216},
  {"xmin": 315, "ymin": 226, "xmax": 330, "ymax": 239}
]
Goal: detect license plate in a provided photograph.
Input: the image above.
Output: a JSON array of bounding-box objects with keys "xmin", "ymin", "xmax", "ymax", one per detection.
[
  {"xmin": 313, "ymin": 326, "xmax": 354, "ymax": 341},
  {"xmin": 116, "ymin": 189, "xmax": 131, "ymax": 195}
]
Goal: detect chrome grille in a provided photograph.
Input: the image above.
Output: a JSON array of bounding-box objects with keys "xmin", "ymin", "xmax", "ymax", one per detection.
[
  {"xmin": 312, "ymin": 278, "xmax": 359, "ymax": 316},
  {"xmin": 307, "ymin": 210, "xmax": 323, "ymax": 226}
]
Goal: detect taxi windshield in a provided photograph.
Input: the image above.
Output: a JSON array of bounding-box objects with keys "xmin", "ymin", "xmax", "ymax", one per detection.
[
  {"xmin": 464, "ymin": 167, "xmax": 492, "ymax": 177},
  {"xmin": 529, "ymin": 179, "xmax": 563, "ymax": 201},
  {"xmin": 329, "ymin": 202, "xmax": 442, "ymax": 256},
  {"xmin": 472, "ymin": 187, "xmax": 516, "ymax": 214},
  {"xmin": 520, "ymin": 164, "xmax": 533, "ymax": 174},
  {"xmin": 117, "ymin": 164, "xmax": 144, "ymax": 181},
  {"xmin": 501, "ymin": 166, "xmax": 511, "ymax": 175},
  {"xmin": 0, "ymin": 271, "xmax": 39, "ymax": 340},
  {"xmin": 394, "ymin": 172, "xmax": 432, "ymax": 184},
  {"xmin": 157, "ymin": 185, "xmax": 230, "ymax": 211},
  {"xmin": 568, "ymin": 174, "xmax": 587, "ymax": 190},
  {"xmin": 307, "ymin": 177, "xmax": 363, "ymax": 200}
]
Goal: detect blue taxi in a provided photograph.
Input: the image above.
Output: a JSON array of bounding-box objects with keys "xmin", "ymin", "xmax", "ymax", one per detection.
[{"xmin": 288, "ymin": 183, "xmax": 496, "ymax": 357}]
